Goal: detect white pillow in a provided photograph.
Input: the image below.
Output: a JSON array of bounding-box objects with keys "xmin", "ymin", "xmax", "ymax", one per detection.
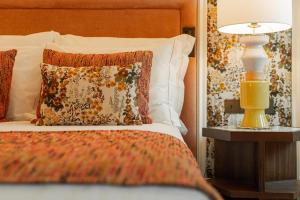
[
  {"xmin": 4, "ymin": 47, "xmax": 44, "ymax": 120},
  {"xmin": 1, "ymin": 31, "xmax": 59, "ymax": 120},
  {"xmin": 51, "ymin": 34, "xmax": 195, "ymax": 127},
  {"xmin": 0, "ymin": 31, "xmax": 59, "ymax": 46}
]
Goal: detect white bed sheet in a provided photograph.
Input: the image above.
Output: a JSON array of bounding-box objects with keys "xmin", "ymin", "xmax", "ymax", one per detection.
[
  {"xmin": 0, "ymin": 121, "xmax": 210, "ymax": 200},
  {"xmin": 0, "ymin": 121, "xmax": 184, "ymax": 141}
]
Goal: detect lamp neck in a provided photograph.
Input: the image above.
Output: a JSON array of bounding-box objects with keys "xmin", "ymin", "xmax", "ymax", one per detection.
[{"xmin": 248, "ymin": 23, "xmax": 261, "ymax": 34}]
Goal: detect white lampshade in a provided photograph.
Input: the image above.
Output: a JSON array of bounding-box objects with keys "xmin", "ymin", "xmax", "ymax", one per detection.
[{"xmin": 217, "ymin": 0, "xmax": 292, "ymax": 34}]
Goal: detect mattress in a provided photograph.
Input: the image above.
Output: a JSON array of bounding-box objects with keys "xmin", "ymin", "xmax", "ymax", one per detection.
[{"xmin": 0, "ymin": 121, "xmax": 210, "ymax": 200}]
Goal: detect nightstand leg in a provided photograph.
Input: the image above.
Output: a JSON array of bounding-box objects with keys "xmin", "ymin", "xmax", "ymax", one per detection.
[{"xmin": 257, "ymin": 141, "xmax": 266, "ymax": 192}]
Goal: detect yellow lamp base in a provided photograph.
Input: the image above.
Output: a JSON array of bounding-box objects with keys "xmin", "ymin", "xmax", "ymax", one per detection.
[
  {"xmin": 240, "ymin": 109, "xmax": 269, "ymax": 129},
  {"xmin": 240, "ymin": 81, "xmax": 269, "ymax": 129}
]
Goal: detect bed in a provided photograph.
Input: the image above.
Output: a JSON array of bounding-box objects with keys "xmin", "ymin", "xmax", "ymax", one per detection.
[{"xmin": 0, "ymin": 0, "xmax": 221, "ymax": 199}]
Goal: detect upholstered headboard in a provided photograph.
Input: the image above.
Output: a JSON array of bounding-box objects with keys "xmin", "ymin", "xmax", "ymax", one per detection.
[{"xmin": 0, "ymin": 0, "xmax": 198, "ymax": 157}]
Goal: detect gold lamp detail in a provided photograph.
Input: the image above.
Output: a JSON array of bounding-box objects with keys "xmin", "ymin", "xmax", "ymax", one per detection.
[{"xmin": 217, "ymin": 0, "xmax": 292, "ymax": 129}]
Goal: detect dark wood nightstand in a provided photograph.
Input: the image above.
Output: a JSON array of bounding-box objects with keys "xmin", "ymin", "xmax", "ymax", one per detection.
[{"xmin": 203, "ymin": 127, "xmax": 300, "ymax": 200}]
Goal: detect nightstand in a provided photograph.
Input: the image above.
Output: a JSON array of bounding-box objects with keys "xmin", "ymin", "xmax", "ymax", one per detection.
[{"xmin": 203, "ymin": 127, "xmax": 300, "ymax": 200}]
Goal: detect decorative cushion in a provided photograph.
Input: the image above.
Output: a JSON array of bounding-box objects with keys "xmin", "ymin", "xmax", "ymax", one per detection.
[
  {"xmin": 53, "ymin": 34, "xmax": 195, "ymax": 128},
  {"xmin": 38, "ymin": 49, "xmax": 153, "ymax": 124},
  {"xmin": 37, "ymin": 63, "xmax": 143, "ymax": 126},
  {"xmin": 0, "ymin": 49, "xmax": 17, "ymax": 121}
]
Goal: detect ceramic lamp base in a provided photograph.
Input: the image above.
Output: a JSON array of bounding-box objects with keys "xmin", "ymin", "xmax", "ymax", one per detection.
[
  {"xmin": 241, "ymin": 109, "xmax": 269, "ymax": 129},
  {"xmin": 240, "ymin": 81, "xmax": 269, "ymax": 129}
]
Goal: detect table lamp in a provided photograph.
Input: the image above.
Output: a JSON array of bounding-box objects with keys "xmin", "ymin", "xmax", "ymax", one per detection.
[{"xmin": 217, "ymin": 0, "xmax": 292, "ymax": 128}]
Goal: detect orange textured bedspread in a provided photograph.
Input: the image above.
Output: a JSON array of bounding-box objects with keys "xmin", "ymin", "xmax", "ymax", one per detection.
[{"xmin": 0, "ymin": 130, "xmax": 222, "ymax": 200}]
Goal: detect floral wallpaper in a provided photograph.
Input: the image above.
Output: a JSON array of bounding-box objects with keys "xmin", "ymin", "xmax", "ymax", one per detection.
[{"xmin": 206, "ymin": 0, "xmax": 292, "ymax": 177}]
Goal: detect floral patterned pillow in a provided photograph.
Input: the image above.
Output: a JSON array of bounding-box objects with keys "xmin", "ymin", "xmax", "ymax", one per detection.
[
  {"xmin": 39, "ymin": 49, "xmax": 153, "ymax": 124},
  {"xmin": 36, "ymin": 63, "xmax": 143, "ymax": 126},
  {"xmin": 0, "ymin": 49, "xmax": 17, "ymax": 121}
]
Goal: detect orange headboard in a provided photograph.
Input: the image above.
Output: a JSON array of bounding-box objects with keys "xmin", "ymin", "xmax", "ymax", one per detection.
[{"xmin": 0, "ymin": 0, "xmax": 198, "ymax": 157}]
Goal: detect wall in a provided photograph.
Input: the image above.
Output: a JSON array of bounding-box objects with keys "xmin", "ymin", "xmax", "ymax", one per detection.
[
  {"xmin": 292, "ymin": 0, "xmax": 300, "ymax": 179},
  {"xmin": 198, "ymin": 0, "xmax": 208, "ymax": 172},
  {"xmin": 206, "ymin": 0, "xmax": 293, "ymax": 177},
  {"xmin": 293, "ymin": 0, "xmax": 300, "ymax": 127}
]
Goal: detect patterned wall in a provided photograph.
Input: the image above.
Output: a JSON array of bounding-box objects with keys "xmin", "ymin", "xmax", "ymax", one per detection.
[{"xmin": 206, "ymin": 0, "xmax": 292, "ymax": 177}]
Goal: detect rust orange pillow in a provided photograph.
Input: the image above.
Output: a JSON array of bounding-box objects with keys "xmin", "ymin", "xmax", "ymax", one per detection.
[
  {"xmin": 36, "ymin": 49, "xmax": 153, "ymax": 124},
  {"xmin": 0, "ymin": 49, "xmax": 17, "ymax": 121}
]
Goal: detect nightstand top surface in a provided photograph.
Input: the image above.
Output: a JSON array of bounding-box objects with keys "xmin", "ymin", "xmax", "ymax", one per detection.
[
  {"xmin": 208, "ymin": 126, "xmax": 300, "ymax": 132},
  {"xmin": 203, "ymin": 126, "xmax": 300, "ymax": 142}
]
